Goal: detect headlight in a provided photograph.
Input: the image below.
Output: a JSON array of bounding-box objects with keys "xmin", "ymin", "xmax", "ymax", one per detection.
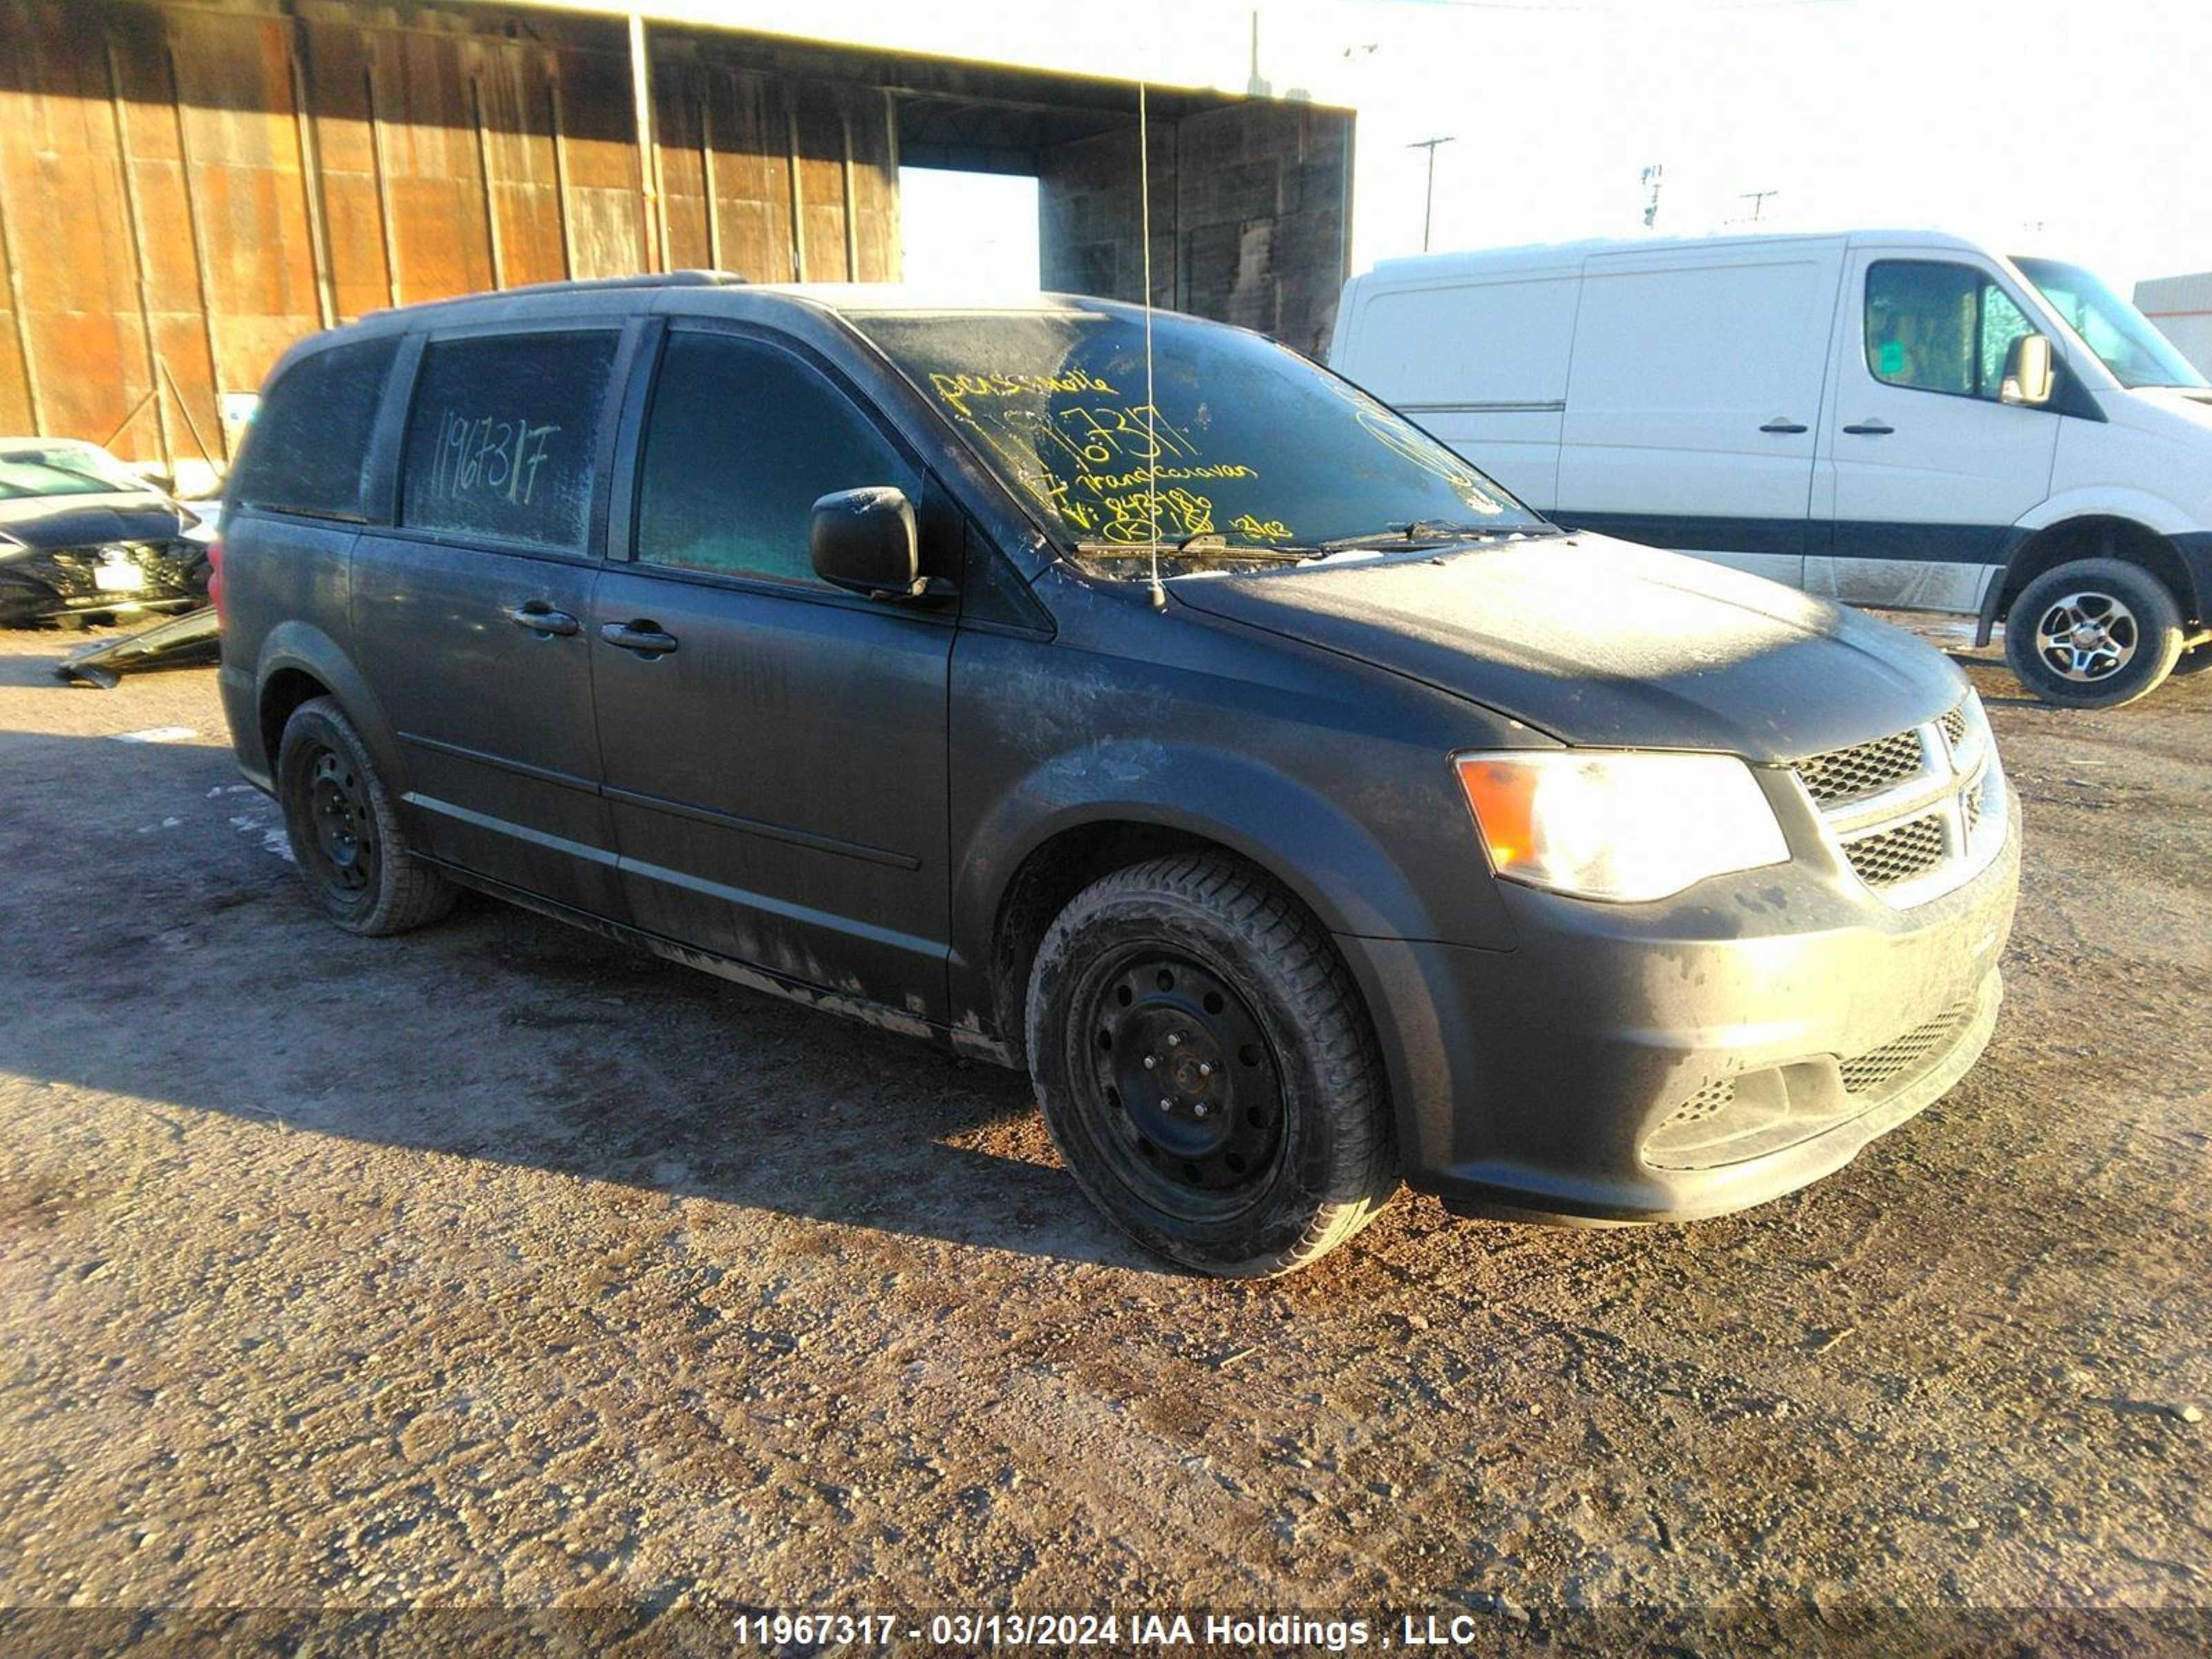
[
  {"xmin": 1454, "ymin": 750, "xmax": 1790, "ymax": 903},
  {"xmin": 1947, "ymin": 688, "xmax": 1991, "ymax": 780}
]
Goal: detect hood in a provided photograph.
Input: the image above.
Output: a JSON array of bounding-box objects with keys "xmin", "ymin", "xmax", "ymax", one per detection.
[
  {"xmin": 0, "ymin": 492, "xmax": 188, "ymax": 550},
  {"xmin": 2126, "ymin": 385, "xmax": 2212, "ymax": 435},
  {"xmin": 1170, "ymin": 534, "xmax": 1965, "ymax": 762}
]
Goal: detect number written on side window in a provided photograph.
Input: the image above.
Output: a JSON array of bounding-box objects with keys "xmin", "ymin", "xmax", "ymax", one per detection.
[
  {"xmin": 1864, "ymin": 260, "xmax": 2036, "ymax": 402},
  {"xmin": 401, "ymin": 332, "xmax": 619, "ymax": 552},
  {"xmin": 635, "ymin": 333, "xmax": 921, "ymax": 585}
]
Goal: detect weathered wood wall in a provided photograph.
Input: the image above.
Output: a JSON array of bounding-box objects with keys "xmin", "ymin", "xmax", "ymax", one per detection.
[{"xmin": 0, "ymin": 0, "xmax": 899, "ymax": 471}]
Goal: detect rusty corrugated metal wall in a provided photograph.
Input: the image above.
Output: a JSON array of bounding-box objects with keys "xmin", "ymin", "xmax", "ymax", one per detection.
[{"xmin": 0, "ymin": 0, "xmax": 899, "ymax": 471}]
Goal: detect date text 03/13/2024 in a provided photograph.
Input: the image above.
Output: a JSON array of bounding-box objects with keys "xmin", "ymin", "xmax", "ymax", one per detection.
[{"xmin": 729, "ymin": 1611, "xmax": 1537, "ymax": 1649}]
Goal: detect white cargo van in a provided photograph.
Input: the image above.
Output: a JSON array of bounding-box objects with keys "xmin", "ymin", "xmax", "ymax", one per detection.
[{"xmin": 1330, "ymin": 229, "xmax": 2212, "ymax": 707}]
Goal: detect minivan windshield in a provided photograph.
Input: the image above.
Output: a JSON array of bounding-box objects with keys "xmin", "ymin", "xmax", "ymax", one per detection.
[
  {"xmin": 2012, "ymin": 256, "xmax": 2209, "ymax": 391},
  {"xmin": 847, "ymin": 306, "xmax": 1546, "ymax": 559}
]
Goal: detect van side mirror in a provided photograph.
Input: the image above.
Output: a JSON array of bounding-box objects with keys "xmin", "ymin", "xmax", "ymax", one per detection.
[
  {"xmin": 2000, "ymin": 333, "xmax": 2056, "ymax": 407},
  {"xmin": 809, "ymin": 487, "xmax": 936, "ymax": 600}
]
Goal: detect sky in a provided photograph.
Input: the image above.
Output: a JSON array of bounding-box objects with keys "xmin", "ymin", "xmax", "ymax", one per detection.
[{"xmin": 895, "ymin": 0, "xmax": 2212, "ymax": 296}]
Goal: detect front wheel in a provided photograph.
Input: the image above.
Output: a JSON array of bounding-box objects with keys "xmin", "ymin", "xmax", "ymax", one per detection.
[
  {"xmin": 2003, "ymin": 558, "xmax": 2185, "ymax": 709},
  {"xmin": 1025, "ymin": 853, "xmax": 1397, "ymax": 1277}
]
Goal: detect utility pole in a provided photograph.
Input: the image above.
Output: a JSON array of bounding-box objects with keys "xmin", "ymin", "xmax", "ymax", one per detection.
[
  {"xmin": 1407, "ymin": 135, "xmax": 1455, "ymax": 252},
  {"xmin": 1640, "ymin": 163, "xmax": 1665, "ymax": 230},
  {"xmin": 1736, "ymin": 187, "xmax": 1780, "ymax": 223}
]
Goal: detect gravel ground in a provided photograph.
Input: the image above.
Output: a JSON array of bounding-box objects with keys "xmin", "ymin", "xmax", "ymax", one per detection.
[{"xmin": 0, "ymin": 618, "xmax": 2206, "ymax": 1653}]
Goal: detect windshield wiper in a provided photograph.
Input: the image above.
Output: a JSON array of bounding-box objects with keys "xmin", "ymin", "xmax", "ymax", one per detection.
[
  {"xmin": 1318, "ymin": 521, "xmax": 1544, "ymax": 551},
  {"xmin": 1071, "ymin": 533, "xmax": 1318, "ymax": 564}
]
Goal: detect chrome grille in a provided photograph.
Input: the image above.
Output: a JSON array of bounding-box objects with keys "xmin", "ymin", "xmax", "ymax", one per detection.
[
  {"xmin": 1792, "ymin": 696, "xmax": 2003, "ymax": 909},
  {"xmin": 1841, "ymin": 811, "xmax": 1947, "ymax": 888},
  {"xmin": 1793, "ymin": 728, "xmax": 1925, "ymax": 806}
]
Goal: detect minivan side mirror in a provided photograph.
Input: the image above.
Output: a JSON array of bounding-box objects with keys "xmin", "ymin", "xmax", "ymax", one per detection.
[
  {"xmin": 809, "ymin": 487, "xmax": 935, "ymax": 600},
  {"xmin": 2000, "ymin": 333, "xmax": 2056, "ymax": 407}
]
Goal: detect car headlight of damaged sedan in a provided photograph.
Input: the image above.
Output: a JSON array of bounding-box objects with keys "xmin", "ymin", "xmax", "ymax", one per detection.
[{"xmin": 1454, "ymin": 750, "xmax": 1790, "ymax": 903}]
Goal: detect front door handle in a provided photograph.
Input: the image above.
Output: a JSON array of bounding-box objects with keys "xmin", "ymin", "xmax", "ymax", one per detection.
[
  {"xmin": 1842, "ymin": 420, "xmax": 1895, "ymax": 435},
  {"xmin": 601, "ymin": 619, "xmax": 679, "ymax": 658},
  {"xmin": 1759, "ymin": 418, "xmax": 1808, "ymax": 434},
  {"xmin": 502, "ymin": 602, "xmax": 579, "ymax": 637}
]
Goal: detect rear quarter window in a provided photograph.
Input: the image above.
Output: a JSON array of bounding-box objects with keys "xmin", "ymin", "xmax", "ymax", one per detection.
[
  {"xmin": 229, "ymin": 334, "xmax": 401, "ymax": 521},
  {"xmin": 400, "ymin": 331, "xmax": 620, "ymax": 553}
]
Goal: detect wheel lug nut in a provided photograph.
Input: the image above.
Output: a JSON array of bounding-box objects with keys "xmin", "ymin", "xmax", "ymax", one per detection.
[
  {"xmin": 1192, "ymin": 1100, "xmax": 1210, "ymax": 1118},
  {"xmin": 1143, "ymin": 1054, "xmax": 1158, "ymax": 1070},
  {"xmin": 1197, "ymin": 1062, "xmax": 1213, "ymax": 1078},
  {"xmin": 1158, "ymin": 1098, "xmax": 1173, "ymax": 1113},
  {"xmin": 1166, "ymin": 1031, "xmax": 1185, "ymax": 1047}
]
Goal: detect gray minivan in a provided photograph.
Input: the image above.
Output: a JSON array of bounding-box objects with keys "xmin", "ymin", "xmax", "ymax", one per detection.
[{"xmin": 216, "ymin": 274, "xmax": 2020, "ymax": 1275}]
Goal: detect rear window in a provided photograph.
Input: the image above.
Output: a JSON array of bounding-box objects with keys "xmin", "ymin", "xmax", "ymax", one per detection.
[
  {"xmin": 400, "ymin": 331, "xmax": 620, "ymax": 554},
  {"xmin": 229, "ymin": 335, "xmax": 400, "ymax": 521}
]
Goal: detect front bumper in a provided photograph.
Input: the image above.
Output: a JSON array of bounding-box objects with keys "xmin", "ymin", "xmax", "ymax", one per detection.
[{"xmin": 1340, "ymin": 787, "xmax": 2021, "ymax": 1224}]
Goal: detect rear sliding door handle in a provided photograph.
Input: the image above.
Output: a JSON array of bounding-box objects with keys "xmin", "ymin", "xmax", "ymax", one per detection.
[
  {"xmin": 1842, "ymin": 420, "xmax": 1895, "ymax": 435},
  {"xmin": 600, "ymin": 619, "xmax": 679, "ymax": 657},
  {"xmin": 502, "ymin": 602, "xmax": 579, "ymax": 637},
  {"xmin": 1759, "ymin": 418, "xmax": 1808, "ymax": 434}
]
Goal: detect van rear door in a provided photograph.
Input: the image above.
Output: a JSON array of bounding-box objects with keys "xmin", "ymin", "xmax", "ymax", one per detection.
[
  {"xmin": 1553, "ymin": 239, "xmax": 1844, "ymax": 588},
  {"xmin": 350, "ymin": 321, "xmax": 633, "ymax": 920}
]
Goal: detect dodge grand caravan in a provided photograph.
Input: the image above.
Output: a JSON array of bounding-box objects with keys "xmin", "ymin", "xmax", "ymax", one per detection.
[
  {"xmin": 216, "ymin": 274, "xmax": 2020, "ymax": 1275},
  {"xmin": 1331, "ymin": 229, "xmax": 2212, "ymax": 709}
]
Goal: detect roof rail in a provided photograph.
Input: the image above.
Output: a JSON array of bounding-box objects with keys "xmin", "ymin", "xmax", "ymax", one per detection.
[{"xmin": 487, "ymin": 270, "xmax": 746, "ymax": 297}]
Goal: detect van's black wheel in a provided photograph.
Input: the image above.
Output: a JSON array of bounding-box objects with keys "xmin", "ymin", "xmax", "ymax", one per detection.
[
  {"xmin": 2004, "ymin": 558, "xmax": 2184, "ymax": 709},
  {"xmin": 276, "ymin": 696, "xmax": 454, "ymax": 936},
  {"xmin": 1026, "ymin": 853, "xmax": 1396, "ymax": 1276}
]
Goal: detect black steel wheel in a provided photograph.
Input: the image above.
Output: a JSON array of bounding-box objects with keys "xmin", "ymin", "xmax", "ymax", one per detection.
[
  {"xmin": 304, "ymin": 746, "xmax": 377, "ymax": 897},
  {"xmin": 1027, "ymin": 852, "xmax": 1396, "ymax": 1276},
  {"xmin": 276, "ymin": 695, "xmax": 455, "ymax": 936},
  {"xmin": 1076, "ymin": 947, "xmax": 1288, "ymax": 1223}
]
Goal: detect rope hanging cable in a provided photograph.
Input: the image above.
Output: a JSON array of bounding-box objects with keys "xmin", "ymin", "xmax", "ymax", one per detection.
[{"xmin": 1138, "ymin": 79, "xmax": 1165, "ymax": 611}]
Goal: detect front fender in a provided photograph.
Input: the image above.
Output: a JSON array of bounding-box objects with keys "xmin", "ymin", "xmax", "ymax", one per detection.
[
  {"xmin": 2013, "ymin": 487, "xmax": 2201, "ymax": 540},
  {"xmin": 957, "ymin": 736, "xmax": 1461, "ymax": 959}
]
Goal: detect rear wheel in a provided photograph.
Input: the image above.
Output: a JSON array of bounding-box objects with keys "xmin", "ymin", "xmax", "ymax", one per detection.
[
  {"xmin": 276, "ymin": 696, "xmax": 454, "ymax": 935},
  {"xmin": 1026, "ymin": 853, "xmax": 1396, "ymax": 1276},
  {"xmin": 2004, "ymin": 557, "xmax": 2184, "ymax": 709}
]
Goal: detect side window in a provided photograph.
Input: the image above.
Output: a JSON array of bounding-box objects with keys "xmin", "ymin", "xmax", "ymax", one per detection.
[
  {"xmin": 1864, "ymin": 261, "xmax": 2035, "ymax": 402},
  {"xmin": 400, "ymin": 330, "xmax": 619, "ymax": 553},
  {"xmin": 229, "ymin": 335, "xmax": 400, "ymax": 520},
  {"xmin": 1978, "ymin": 285, "xmax": 2036, "ymax": 396},
  {"xmin": 635, "ymin": 332, "xmax": 921, "ymax": 585}
]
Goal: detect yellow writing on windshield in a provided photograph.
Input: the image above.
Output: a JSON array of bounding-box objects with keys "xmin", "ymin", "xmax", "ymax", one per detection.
[{"xmin": 929, "ymin": 368, "xmax": 1120, "ymax": 418}]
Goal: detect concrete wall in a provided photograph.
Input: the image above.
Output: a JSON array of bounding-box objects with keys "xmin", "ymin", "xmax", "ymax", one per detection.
[{"xmin": 1039, "ymin": 100, "xmax": 1354, "ymax": 359}]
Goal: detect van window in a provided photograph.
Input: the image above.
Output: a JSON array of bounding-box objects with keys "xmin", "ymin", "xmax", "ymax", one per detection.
[
  {"xmin": 229, "ymin": 335, "xmax": 400, "ymax": 521},
  {"xmin": 400, "ymin": 331, "xmax": 619, "ymax": 553},
  {"xmin": 634, "ymin": 332, "xmax": 919, "ymax": 585},
  {"xmin": 1864, "ymin": 261, "xmax": 2035, "ymax": 401}
]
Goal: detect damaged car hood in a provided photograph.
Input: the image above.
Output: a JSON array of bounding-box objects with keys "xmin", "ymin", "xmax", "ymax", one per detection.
[
  {"xmin": 0, "ymin": 491, "xmax": 191, "ymax": 549},
  {"xmin": 1169, "ymin": 534, "xmax": 1965, "ymax": 762}
]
